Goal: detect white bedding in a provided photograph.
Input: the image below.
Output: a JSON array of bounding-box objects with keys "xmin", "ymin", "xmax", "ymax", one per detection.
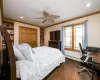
[{"xmin": 16, "ymin": 46, "xmax": 65, "ymax": 80}]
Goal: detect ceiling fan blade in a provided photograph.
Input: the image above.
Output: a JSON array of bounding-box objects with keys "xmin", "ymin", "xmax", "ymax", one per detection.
[
  {"xmin": 42, "ymin": 19, "xmax": 47, "ymax": 23},
  {"xmin": 43, "ymin": 11, "xmax": 49, "ymax": 17},
  {"xmin": 48, "ymin": 18, "xmax": 55, "ymax": 23},
  {"xmin": 50, "ymin": 15, "xmax": 60, "ymax": 19},
  {"xmin": 34, "ymin": 17, "xmax": 44, "ymax": 19}
]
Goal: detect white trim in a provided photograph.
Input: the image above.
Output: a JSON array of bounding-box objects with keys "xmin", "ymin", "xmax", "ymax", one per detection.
[{"xmin": 65, "ymin": 55, "xmax": 82, "ymax": 62}]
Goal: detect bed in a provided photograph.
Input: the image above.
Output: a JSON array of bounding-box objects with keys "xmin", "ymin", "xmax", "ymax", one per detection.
[
  {"xmin": 0, "ymin": 26, "xmax": 65, "ymax": 80},
  {"xmin": 15, "ymin": 45, "xmax": 65, "ymax": 80}
]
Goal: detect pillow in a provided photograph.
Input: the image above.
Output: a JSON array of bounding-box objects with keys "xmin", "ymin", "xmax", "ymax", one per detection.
[
  {"xmin": 20, "ymin": 43, "xmax": 35, "ymax": 54},
  {"xmin": 13, "ymin": 45, "xmax": 25, "ymax": 60},
  {"xmin": 16, "ymin": 43, "xmax": 35, "ymax": 61}
]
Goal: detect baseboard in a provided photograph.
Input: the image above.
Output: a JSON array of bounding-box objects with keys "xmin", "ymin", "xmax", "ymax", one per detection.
[{"xmin": 65, "ymin": 55, "xmax": 82, "ymax": 62}]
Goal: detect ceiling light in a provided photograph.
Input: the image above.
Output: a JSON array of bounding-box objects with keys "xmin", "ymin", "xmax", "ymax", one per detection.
[
  {"xmin": 20, "ymin": 16, "xmax": 23, "ymax": 19},
  {"xmin": 86, "ymin": 3, "xmax": 91, "ymax": 7}
]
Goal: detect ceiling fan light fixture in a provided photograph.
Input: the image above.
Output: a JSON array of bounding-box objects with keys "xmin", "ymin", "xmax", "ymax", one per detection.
[
  {"xmin": 41, "ymin": 23, "xmax": 43, "ymax": 25},
  {"xmin": 35, "ymin": 10, "xmax": 60, "ymax": 24}
]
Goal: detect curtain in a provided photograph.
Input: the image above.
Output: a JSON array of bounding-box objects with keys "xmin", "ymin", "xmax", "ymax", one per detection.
[
  {"xmin": 83, "ymin": 20, "xmax": 88, "ymax": 49},
  {"xmin": 61, "ymin": 26, "xmax": 65, "ymax": 54}
]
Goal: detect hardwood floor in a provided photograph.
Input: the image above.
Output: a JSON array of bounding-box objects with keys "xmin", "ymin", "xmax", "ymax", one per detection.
[{"xmin": 46, "ymin": 59, "xmax": 100, "ymax": 80}]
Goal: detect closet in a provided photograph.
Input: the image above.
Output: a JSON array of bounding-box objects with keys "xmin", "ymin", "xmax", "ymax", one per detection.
[{"xmin": 19, "ymin": 26, "xmax": 37, "ymax": 47}]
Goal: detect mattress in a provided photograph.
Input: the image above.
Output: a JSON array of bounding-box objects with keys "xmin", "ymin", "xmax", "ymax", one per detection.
[{"xmin": 16, "ymin": 46, "xmax": 65, "ymax": 80}]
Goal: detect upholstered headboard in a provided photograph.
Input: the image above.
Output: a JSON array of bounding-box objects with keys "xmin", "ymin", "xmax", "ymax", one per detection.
[{"xmin": 0, "ymin": 26, "xmax": 16, "ymax": 80}]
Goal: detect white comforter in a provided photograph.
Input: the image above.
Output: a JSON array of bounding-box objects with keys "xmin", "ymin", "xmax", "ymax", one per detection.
[{"xmin": 16, "ymin": 46, "xmax": 65, "ymax": 80}]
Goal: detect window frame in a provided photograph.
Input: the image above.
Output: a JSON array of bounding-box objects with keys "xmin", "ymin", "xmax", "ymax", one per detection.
[{"xmin": 64, "ymin": 22, "xmax": 84, "ymax": 52}]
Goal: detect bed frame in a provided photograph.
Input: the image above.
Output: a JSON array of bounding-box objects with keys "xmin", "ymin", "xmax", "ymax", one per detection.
[
  {"xmin": 0, "ymin": 25, "xmax": 63, "ymax": 80},
  {"xmin": 0, "ymin": 26, "xmax": 16, "ymax": 80}
]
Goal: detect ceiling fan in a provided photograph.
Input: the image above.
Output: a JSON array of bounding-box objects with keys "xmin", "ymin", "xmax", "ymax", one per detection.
[{"xmin": 35, "ymin": 11, "xmax": 60, "ymax": 24}]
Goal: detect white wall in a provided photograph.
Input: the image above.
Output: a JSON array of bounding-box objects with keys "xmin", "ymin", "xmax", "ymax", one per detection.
[
  {"xmin": 0, "ymin": 8, "xmax": 2, "ymax": 25},
  {"xmin": 44, "ymin": 13, "xmax": 100, "ymax": 48},
  {"xmin": 14, "ymin": 22, "xmax": 40, "ymax": 46}
]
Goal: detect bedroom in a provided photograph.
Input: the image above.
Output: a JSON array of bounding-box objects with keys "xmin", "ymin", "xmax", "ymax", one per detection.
[{"xmin": 0, "ymin": 0, "xmax": 100, "ymax": 80}]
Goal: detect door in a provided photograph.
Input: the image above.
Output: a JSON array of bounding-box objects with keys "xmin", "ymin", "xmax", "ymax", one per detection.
[{"xmin": 19, "ymin": 26, "xmax": 37, "ymax": 47}]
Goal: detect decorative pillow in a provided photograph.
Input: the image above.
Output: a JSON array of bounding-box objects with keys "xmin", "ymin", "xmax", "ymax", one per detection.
[
  {"xmin": 20, "ymin": 43, "xmax": 35, "ymax": 54},
  {"xmin": 16, "ymin": 43, "xmax": 35, "ymax": 61},
  {"xmin": 13, "ymin": 45, "xmax": 25, "ymax": 60}
]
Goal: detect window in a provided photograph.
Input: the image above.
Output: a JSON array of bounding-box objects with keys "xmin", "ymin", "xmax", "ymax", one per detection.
[
  {"xmin": 64, "ymin": 27, "xmax": 72, "ymax": 48},
  {"xmin": 64, "ymin": 23, "xmax": 84, "ymax": 51}
]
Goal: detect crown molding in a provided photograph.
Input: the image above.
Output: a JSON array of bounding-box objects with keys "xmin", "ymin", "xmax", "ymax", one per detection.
[
  {"xmin": 44, "ymin": 10, "xmax": 100, "ymax": 28},
  {"xmin": 3, "ymin": 17, "xmax": 42, "ymax": 27}
]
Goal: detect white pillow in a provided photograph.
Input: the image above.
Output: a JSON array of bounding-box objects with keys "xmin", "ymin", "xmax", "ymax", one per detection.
[
  {"xmin": 20, "ymin": 43, "xmax": 35, "ymax": 54},
  {"xmin": 13, "ymin": 45, "xmax": 25, "ymax": 60},
  {"xmin": 16, "ymin": 43, "xmax": 35, "ymax": 61}
]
